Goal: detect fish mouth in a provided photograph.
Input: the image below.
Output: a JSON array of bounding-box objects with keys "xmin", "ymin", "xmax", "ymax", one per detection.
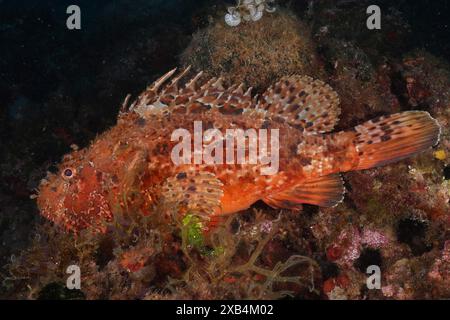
[
  {"xmin": 37, "ymin": 177, "xmax": 113, "ymax": 233},
  {"xmin": 37, "ymin": 183, "xmax": 69, "ymax": 229}
]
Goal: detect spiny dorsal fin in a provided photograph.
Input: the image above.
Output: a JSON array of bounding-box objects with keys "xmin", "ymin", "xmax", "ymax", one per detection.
[
  {"xmin": 212, "ymin": 77, "xmax": 224, "ymax": 90},
  {"xmin": 162, "ymin": 65, "xmax": 192, "ymax": 94},
  {"xmin": 184, "ymin": 71, "xmax": 204, "ymax": 92},
  {"xmin": 161, "ymin": 170, "xmax": 224, "ymax": 221},
  {"xmin": 263, "ymin": 174, "xmax": 345, "ymax": 209},
  {"xmin": 129, "ymin": 69, "xmax": 342, "ymax": 126},
  {"xmin": 244, "ymin": 87, "xmax": 253, "ymax": 97},
  {"xmin": 148, "ymin": 68, "xmax": 177, "ymax": 92},
  {"xmin": 129, "ymin": 67, "xmax": 254, "ymax": 116},
  {"xmin": 129, "ymin": 67, "xmax": 182, "ymax": 111},
  {"xmin": 258, "ymin": 76, "xmax": 341, "ymax": 133},
  {"xmin": 193, "ymin": 80, "xmax": 253, "ymax": 115},
  {"xmin": 200, "ymin": 77, "xmax": 218, "ymax": 91}
]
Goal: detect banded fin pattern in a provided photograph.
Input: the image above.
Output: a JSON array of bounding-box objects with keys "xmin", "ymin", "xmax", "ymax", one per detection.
[
  {"xmin": 128, "ymin": 67, "xmax": 254, "ymax": 117},
  {"xmin": 353, "ymin": 111, "xmax": 441, "ymax": 170},
  {"xmin": 161, "ymin": 170, "xmax": 224, "ymax": 220},
  {"xmin": 258, "ymin": 76, "xmax": 341, "ymax": 133},
  {"xmin": 263, "ymin": 174, "xmax": 345, "ymax": 209}
]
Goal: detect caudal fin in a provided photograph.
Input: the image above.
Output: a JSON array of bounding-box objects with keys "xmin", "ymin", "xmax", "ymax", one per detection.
[{"xmin": 353, "ymin": 111, "xmax": 441, "ymax": 170}]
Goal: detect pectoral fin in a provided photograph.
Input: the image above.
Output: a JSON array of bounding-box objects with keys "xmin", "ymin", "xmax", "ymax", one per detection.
[
  {"xmin": 161, "ymin": 170, "xmax": 224, "ymax": 220},
  {"xmin": 263, "ymin": 174, "xmax": 345, "ymax": 209}
]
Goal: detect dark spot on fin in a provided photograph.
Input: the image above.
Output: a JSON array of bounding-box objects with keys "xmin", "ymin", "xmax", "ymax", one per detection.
[
  {"xmin": 176, "ymin": 172, "xmax": 187, "ymax": 180},
  {"xmin": 259, "ymin": 75, "xmax": 341, "ymax": 133},
  {"xmin": 135, "ymin": 117, "xmax": 146, "ymax": 126},
  {"xmin": 161, "ymin": 170, "xmax": 224, "ymax": 221},
  {"xmin": 354, "ymin": 111, "xmax": 441, "ymax": 170}
]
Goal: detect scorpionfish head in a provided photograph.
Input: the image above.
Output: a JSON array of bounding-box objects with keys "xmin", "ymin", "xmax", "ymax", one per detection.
[{"xmin": 37, "ymin": 150, "xmax": 112, "ymax": 233}]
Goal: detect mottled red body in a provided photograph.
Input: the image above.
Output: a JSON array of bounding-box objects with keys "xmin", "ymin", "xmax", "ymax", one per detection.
[{"xmin": 37, "ymin": 68, "xmax": 441, "ymax": 233}]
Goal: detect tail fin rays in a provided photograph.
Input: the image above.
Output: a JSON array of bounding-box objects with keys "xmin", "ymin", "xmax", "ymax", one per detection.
[{"xmin": 353, "ymin": 111, "xmax": 441, "ymax": 170}]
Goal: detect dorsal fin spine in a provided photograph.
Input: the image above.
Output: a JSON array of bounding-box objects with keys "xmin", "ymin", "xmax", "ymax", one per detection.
[
  {"xmin": 150, "ymin": 68, "xmax": 177, "ymax": 91},
  {"xmin": 163, "ymin": 66, "xmax": 192, "ymax": 93},
  {"xmin": 185, "ymin": 71, "xmax": 204, "ymax": 90}
]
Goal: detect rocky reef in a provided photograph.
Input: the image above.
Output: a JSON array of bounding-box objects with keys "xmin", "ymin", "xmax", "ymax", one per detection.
[
  {"xmin": 181, "ymin": 7, "xmax": 325, "ymax": 91},
  {"xmin": 1, "ymin": 0, "xmax": 449, "ymax": 300}
]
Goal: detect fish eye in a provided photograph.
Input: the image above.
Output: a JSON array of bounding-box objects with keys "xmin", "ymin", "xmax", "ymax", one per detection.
[{"xmin": 61, "ymin": 167, "xmax": 76, "ymax": 180}]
